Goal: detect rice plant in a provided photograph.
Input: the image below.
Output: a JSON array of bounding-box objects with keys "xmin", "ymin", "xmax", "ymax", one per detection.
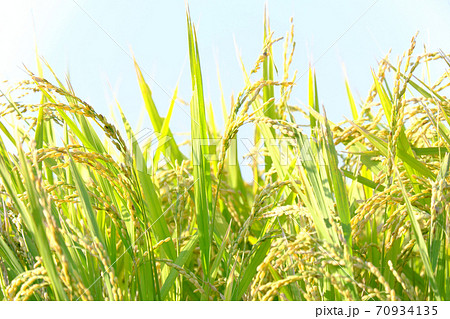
[{"xmin": 0, "ymin": 8, "xmax": 449, "ymax": 301}]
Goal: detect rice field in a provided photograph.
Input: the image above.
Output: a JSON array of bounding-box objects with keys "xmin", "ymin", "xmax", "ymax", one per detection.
[{"xmin": 0, "ymin": 9, "xmax": 449, "ymax": 301}]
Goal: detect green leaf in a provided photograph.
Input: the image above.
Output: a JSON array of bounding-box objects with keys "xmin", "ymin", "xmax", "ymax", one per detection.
[
  {"xmin": 233, "ymin": 237, "xmax": 272, "ymax": 300},
  {"xmin": 134, "ymin": 60, "xmax": 184, "ymax": 164},
  {"xmin": 395, "ymin": 167, "xmax": 441, "ymax": 300},
  {"xmin": 187, "ymin": 8, "xmax": 213, "ymax": 284}
]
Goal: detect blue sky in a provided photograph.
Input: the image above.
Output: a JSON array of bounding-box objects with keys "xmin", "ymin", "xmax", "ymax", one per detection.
[{"xmin": 1, "ymin": 0, "xmax": 450, "ymax": 138}]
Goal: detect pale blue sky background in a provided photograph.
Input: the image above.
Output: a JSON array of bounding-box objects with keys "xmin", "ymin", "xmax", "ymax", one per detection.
[{"xmin": 1, "ymin": 0, "xmax": 450, "ymax": 149}]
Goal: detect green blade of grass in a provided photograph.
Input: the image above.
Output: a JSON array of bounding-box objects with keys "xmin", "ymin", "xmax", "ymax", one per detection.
[
  {"xmin": 134, "ymin": 60, "xmax": 184, "ymax": 164},
  {"xmin": 2, "ymin": 142, "xmax": 68, "ymax": 300},
  {"xmin": 0, "ymin": 236, "xmax": 25, "ymax": 277},
  {"xmin": 345, "ymin": 77, "xmax": 358, "ymax": 120},
  {"xmin": 67, "ymin": 151, "xmax": 104, "ymax": 245},
  {"xmin": 187, "ymin": 8, "xmax": 213, "ymax": 285},
  {"xmin": 350, "ymin": 121, "xmax": 435, "ymax": 179},
  {"xmin": 395, "ymin": 166, "xmax": 441, "ymax": 300},
  {"xmin": 262, "ymin": 9, "xmax": 276, "ymax": 173},
  {"xmin": 322, "ymin": 112, "xmax": 352, "ymax": 250},
  {"xmin": 430, "ymin": 153, "xmax": 449, "ymax": 296},
  {"xmin": 160, "ymin": 234, "xmax": 198, "ymax": 300},
  {"xmin": 232, "ymin": 237, "xmax": 272, "ymax": 300}
]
